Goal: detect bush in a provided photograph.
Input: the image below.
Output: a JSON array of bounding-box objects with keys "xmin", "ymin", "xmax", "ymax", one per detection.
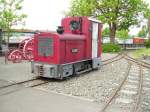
[
  {"xmin": 102, "ymin": 43, "xmax": 121, "ymax": 53},
  {"xmin": 144, "ymin": 40, "xmax": 150, "ymax": 48}
]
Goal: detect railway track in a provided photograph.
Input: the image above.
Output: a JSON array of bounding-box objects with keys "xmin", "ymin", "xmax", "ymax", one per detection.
[
  {"xmin": 102, "ymin": 52, "xmax": 150, "ymax": 68},
  {"xmin": 0, "ymin": 52, "xmax": 149, "ymax": 110},
  {"xmin": 124, "ymin": 54, "xmax": 150, "ymax": 68},
  {"xmin": 139, "ymin": 68, "xmax": 150, "ymax": 112},
  {"xmin": 102, "ymin": 53, "xmax": 125, "ymax": 66},
  {"xmin": 99, "ymin": 62, "xmax": 144, "ymax": 112},
  {"xmin": 102, "ymin": 53, "xmax": 123, "ymax": 63},
  {"xmin": 99, "ymin": 53, "xmax": 150, "ymax": 112},
  {"xmin": 0, "ymin": 77, "xmax": 49, "ymax": 91},
  {"xmin": 0, "ymin": 53, "xmax": 124, "ymax": 91}
]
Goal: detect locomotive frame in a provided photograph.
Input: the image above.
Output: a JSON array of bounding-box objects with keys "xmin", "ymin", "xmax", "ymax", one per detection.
[{"xmin": 33, "ymin": 17, "xmax": 102, "ymax": 79}]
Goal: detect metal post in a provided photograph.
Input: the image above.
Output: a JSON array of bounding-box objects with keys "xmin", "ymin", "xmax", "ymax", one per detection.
[{"xmin": 31, "ymin": 60, "xmax": 34, "ymax": 73}]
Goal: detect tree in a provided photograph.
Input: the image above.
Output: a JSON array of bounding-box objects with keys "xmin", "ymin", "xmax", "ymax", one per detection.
[
  {"xmin": 102, "ymin": 27, "xmax": 110, "ymax": 38},
  {"xmin": 143, "ymin": 7, "xmax": 150, "ymax": 40},
  {"xmin": 96, "ymin": 0, "xmax": 148, "ymax": 43},
  {"xmin": 145, "ymin": 11, "xmax": 150, "ymax": 40},
  {"xmin": 116, "ymin": 30, "xmax": 129, "ymax": 40},
  {"xmin": 67, "ymin": 0, "xmax": 96, "ymax": 16},
  {"xmin": 138, "ymin": 26, "xmax": 147, "ymax": 38},
  {"xmin": 102, "ymin": 27, "xmax": 110, "ymax": 43},
  {"xmin": 148, "ymin": 19, "xmax": 150, "ymax": 40},
  {"xmin": 68, "ymin": 0, "xmax": 149, "ymax": 43},
  {"xmin": 0, "ymin": 0, "xmax": 27, "ymax": 47},
  {"xmin": 116, "ymin": 30, "xmax": 129, "ymax": 49}
]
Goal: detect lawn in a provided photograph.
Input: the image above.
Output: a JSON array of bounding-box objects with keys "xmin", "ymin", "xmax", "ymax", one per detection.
[{"xmin": 132, "ymin": 48, "xmax": 150, "ymax": 58}]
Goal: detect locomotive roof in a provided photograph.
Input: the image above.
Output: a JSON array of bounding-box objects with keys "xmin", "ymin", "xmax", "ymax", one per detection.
[{"xmin": 88, "ymin": 17, "xmax": 101, "ymax": 23}]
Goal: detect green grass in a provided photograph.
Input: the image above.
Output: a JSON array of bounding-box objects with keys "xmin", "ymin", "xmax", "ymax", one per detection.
[
  {"xmin": 102, "ymin": 43, "xmax": 121, "ymax": 53},
  {"xmin": 132, "ymin": 48, "xmax": 150, "ymax": 58}
]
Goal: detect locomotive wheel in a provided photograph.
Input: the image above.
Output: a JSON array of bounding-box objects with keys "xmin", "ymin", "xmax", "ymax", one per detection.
[
  {"xmin": 18, "ymin": 38, "xmax": 30, "ymax": 50},
  {"xmin": 7, "ymin": 49, "xmax": 15, "ymax": 61},
  {"xmin": 8, "ymin": 49, "xmax": 23, "ymax": 63},
  {"xmin": 23, "ymin": 38, "xmax": 34, "ymax": 61}
]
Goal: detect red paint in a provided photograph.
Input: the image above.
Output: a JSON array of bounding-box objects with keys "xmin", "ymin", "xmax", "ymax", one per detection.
[
  {"xmin": 34, "ymin": 17, "xmax": 102, "ymax": 64},
  {"xmin": 133, "ymin": 37, "xmax": 144, "ymax": 44},
  {"xmin": 34, "ymin": 33, "xmax": 60, "ymax": 64},
  {"xmin": 7, "ymin": 38, "xmax": 34, "ymax": 63},
  {"xmin": 59, "ymin": 34, "xmax": 86, "ymax": 63},
  {"xmin": 63, "ymin": 40, "xmax": 85, "ymax": 63}
]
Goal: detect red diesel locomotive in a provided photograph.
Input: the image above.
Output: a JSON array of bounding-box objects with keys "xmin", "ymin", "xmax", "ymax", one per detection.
[{"xmin": 33, "ymin": 17, "xmax": 102, "ymax": 79}]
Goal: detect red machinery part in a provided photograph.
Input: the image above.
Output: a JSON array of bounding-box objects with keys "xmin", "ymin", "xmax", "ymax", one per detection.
[
  {"xmin": 18, "ymin": 38, "xmax": 30, "ymax": 49},
  {"xmin": 8, "ymin": 49, "xmax": 23, "ymax": 63},
  {"xmin": 7, "ymin": 37, "xmax": 34, "ymax": 63},
  {"xmin": 22, "ymin": 38, "xmax": 34, "ymax": 61}
]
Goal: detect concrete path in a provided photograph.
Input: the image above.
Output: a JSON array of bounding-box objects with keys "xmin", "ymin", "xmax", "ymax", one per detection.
[
  {"xmin": 0, "ymin": 57, "xmax": 103, "ymax": 112},
  {"xmin": 0, "ymin": 57, "xmax": 36, "ymax": 82},
  {"xmin": 0, "ymin": 80, "xmax": 102, "ymax": 112}
]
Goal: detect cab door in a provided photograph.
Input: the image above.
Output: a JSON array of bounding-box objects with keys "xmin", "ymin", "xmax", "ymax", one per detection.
[{"xmin": 92, "ymin": 22, "xmax": 99, "ymax": 58}]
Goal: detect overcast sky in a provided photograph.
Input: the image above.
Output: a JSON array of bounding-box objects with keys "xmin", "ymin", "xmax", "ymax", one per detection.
[
  {"xmin": 22, "ymin": 0, "xmax": 71, "ymax": 31},
  {"xmin": 22, "ymin": 0, "xmax": 150, "ymax": 35}
]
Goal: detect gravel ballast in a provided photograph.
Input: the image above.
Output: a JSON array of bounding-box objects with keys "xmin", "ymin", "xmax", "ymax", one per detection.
[
  {"xmin": 140, "ymin": 68, "xmax": 150, "ymax": 112},
  {"xmin": 36, "ymin": 54, "xmax": 129, "ymax": 103}
]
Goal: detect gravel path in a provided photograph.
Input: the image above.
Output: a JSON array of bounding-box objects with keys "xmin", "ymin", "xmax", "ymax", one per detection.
[
  {"xmin": 101, "ymin": 53, "xmax": 118, "ymax": 61},
  {"xmin": 139, "ymin": 68, "xmax": 150, "ymax": 112},
  {"xmin": 36, "ymin": 56, "xmax": 129, "ymax": 103}
]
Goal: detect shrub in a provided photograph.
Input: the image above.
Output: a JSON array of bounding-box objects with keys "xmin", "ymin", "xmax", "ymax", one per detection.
[
  {"xmin": 102, "ymin": 43, "xmax": 121, "ymax": 53},
  {"xmin": 144, "ymin": 40, "xmax": 150, "ymax": 48}
]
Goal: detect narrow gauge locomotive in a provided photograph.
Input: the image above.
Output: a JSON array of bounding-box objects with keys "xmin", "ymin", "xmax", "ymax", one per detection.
[{"xmin": 33, "ymin": 17, "xmax": 102, "ymax": 79}]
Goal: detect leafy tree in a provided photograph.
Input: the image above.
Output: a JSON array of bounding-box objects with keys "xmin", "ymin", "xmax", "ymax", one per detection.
[
  {"xmin": 102, "ymin": 27, "xmax": 110, "ymax": 38},
  {"xmin": 147, "ymin": 19, "xmax": 150, "ymax": 40},
  {"xmin": 0, "ymin": 0, "xmax": 27, "ymax": 47},
  {"xmin": 116, "ymin": 30, "xmax": 129, "ymax": 49},
  {"xmin": 116, "ymin": 30, "xmax": 129, "ymax": 40},
  {"xmin": 67, "ymin": 0, "xmax": 96, "ymax": 16},
  {"xmin": 145, "ymin": 12, "xmax": 150, "ymax": 40},
  {"xmin": 143, "ymin": 6, "xmax": 150, "ymax": 40},
  {"xmin": 138, "ymin": 26, "xmax": 147, "ymax": 38},
  {"xmin": 96, "ymin": 0, "xmax": 148, "ymax": 43},
  {"xmin": 102, "ymin": 27, "xmax": 110, "ymax": 43},
  {"xmin": 68, "ymin": 0, "xmax": 149, "ymax": 43}
]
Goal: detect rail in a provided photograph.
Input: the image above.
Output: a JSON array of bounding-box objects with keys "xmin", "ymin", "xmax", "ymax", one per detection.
[
  {"xmin": 99, "ymin": 62, "xmax": 132, "ymax": 112},
  {"xmin": 0, "ymin": 77, "xmax": 49, "ymax": 90},
  {"xmin": 133, "ymin": 64, "xmax": 143, "ymax": 112},
  {"xmin": 124, "ymin": 54, "xmax": 150, "ymax": 68}
]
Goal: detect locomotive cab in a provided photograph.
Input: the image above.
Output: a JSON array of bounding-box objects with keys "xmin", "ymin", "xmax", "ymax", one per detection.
[{"xmin": 33, "ymin": 17, "xmax": 102, "ymax": 79}]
